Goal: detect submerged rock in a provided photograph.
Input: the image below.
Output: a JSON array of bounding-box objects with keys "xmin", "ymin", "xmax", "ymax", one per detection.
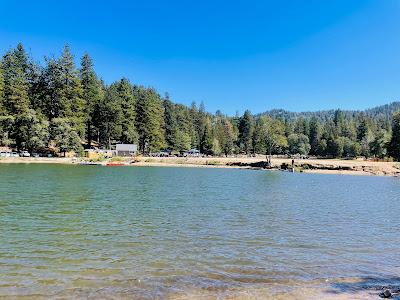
[{"xmin": 379, "ymin": 289, "xmax": 392, "ymax": 298}]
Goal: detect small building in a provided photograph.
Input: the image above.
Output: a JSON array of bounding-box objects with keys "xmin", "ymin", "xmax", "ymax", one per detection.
[{"xmin": 115, "ymin": 144, "xmax": 138, "ymax": 157}]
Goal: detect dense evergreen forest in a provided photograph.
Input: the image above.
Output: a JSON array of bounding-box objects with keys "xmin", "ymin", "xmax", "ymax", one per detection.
[{"xmin": 1, "ymin": 43, "xmax": 400, "ymax": 160}]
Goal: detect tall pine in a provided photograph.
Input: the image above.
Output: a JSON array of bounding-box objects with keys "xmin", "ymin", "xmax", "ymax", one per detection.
[
  {"xmin": 80, "ymin": 53, "xmax": 103, "ymax": 147},
  {"xmin": 0, "ymin": 61, "xmax": 4, "ymax": 114},
  {"xmin": 163, "ymin": 96, "xmax": 178, "ymax": 150},
  {"xmin": 135, "ymin": 88, "xmax": 165, "ymax": 153},
  {"xmin": 117, "ymin": 78, "xmax": 137, "ymax": 143},
  {"xmin": 2, "ymin": 50, "xmax": 30, "ymax": 115},
  {"xmin": 43, "ymin": 45, "xmax": 84, "ymax": 138},
  {"xmin": 238, "ymin": 110, "xmax": 254, "ymax": 154},
  {"xmin": 389, "ymin": 112, "xmax": 400, "ymax": 161}
]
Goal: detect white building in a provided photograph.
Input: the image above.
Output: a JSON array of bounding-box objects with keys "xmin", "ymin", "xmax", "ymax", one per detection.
[{"xmin": 115, "ymin": 144, "xmax": 138, "ymax": 157}]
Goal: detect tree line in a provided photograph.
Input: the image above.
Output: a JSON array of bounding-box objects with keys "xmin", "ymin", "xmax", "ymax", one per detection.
[{"xmin": 0, "ymin": 43, "xmax": 400, "ymax": 160}]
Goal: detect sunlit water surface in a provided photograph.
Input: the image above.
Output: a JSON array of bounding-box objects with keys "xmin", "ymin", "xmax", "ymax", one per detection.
[{"xmin": 0, "ymin": 164, "xmax": 399, "ymax": 299}]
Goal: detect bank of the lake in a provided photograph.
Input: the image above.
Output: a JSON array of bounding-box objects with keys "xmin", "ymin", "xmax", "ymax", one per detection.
[{"xmin": 1, "ymin": 156, "xmax": 400, "ymax": 177}]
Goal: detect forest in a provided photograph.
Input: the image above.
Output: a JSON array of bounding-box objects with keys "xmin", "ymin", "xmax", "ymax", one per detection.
[{"xmin": 1, "ymin": 43, "xmax": 400, "ymax": 160}]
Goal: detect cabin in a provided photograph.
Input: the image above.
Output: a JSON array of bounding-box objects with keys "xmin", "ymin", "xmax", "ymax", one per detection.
[{"xmin": 115, "ymin": 144, "xmax": 138, "ymax": 157}]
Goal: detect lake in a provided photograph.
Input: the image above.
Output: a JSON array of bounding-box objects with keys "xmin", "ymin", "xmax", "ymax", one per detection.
[{"xmin": 0, "ymin": 164, "xmax": 399, "ymax": 299}]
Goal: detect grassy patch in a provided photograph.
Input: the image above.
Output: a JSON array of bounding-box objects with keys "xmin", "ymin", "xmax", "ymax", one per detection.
[
  {"xmin": 110, "ymin": 156, "xmax": 124, "ymax": 162},
  {"xmin": 173, "ymin": 158, "xmax": 188, "ymax": 164},
  {"xmin": 301, "ymin": 164, "xmax": 310, "ymax": 170},
  {"xmin": 87, "ymin": 157, "xmax": 106, "ymax": 162},
  {"xmin": 294, "ymin": 166, "xmax": 303, "ymax": 172},
  {"xmin": 206, "ymin": 160, "xmax": 221, "ymax": 165}
]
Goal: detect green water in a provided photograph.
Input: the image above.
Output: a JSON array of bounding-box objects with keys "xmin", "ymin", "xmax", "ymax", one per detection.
[{"xmin": 0, "ymin": 164, "xmax": 399, "ymax": 299}]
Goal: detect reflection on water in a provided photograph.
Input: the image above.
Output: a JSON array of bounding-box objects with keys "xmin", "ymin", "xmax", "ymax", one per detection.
[{"xmin": 0, "ymin": 164, "xmax": 399, "ymax": 299}]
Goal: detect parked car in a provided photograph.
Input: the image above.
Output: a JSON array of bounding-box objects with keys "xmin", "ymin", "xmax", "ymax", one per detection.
[
  {"xmin": 20, "ymin": 151, "xmax": 31, "ymax": 157},
  {"xmin": 150, "ymin": 150, "xmax": 170, "ymax": 157},
  {"xmin": 11, "ymin": 152, "xmax": 19, "ymax": 157},
  {"xmin": 31, "ymin": 152, "xmax": 40, "ymax": 157},
  {"xmin": 0, "ymin": 152, "xmax": 11, "ymax": 157},
  {"xmin": 38, "ymin": 152, "xmax": 54, "ymax": 157},
  {"xmin": 159, "ymin": 150, "xmax": 170, "ymax": 157},
  {"xmin": 184, "ymin": 149, "xmax": 201, "ymax": 157}
]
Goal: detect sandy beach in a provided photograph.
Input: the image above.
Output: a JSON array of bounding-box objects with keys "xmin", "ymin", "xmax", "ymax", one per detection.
[{"xmin": 1, "ymin": 156, "xmax": 399, "ymax": 177}]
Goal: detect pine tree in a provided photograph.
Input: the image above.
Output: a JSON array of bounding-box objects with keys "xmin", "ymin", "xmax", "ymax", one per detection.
[
  {"xmin": 14, "ymin": 43, "xmax": 29, "ymax": 74},
  {"xmin": 196, "ymin": 101, "xmax": 207, "ymax": 149},
  {"xmin": 163, "ymin": 97, "xmax": 178, "ymax": 150},
  {"xmin": 175, "ymin": 104, "xmax": 192, "ymax": 152},
  {"xmin": 116, "ymin": 78, "xmax": 137, "ymax": 143},
  {"xmin": 294, "ymin": 117, "xmax": 309, "ymax": 136},
  {"xmin": 357, "ymin": 114, "xmax": 369, "ymax": 142},
  {"xmin": 252, "ymin": 117, "xmax": 266, "ymax": 154},
  {"xmin": 200, "ymin": 118, "xmax": 213, "ymax": 155},
  {"xmin": 0, "ymin": 115, "xmax": 14, "ymax": 146},
  {"xmin": 80, "ymin": 53, "xmax": 103, "ymax": 147},
  {"xmin": 222, "ymin": 119, "xmax": 234, "ymax": 156},
  {"xmin": 309, "ymin": 117, "xmax": 320, "ymax": 155},
  {"xmin": 41, "ymin": 57, "xmax": 62, "ymax": 119},
  {"xmin": 189, "ymin": 102, "xmax": 200, "ymax": 149},
  {"xmin": 333, "ymin": 109, "xmax": 344, "ymax": 135},
  {"xmin": 0, "ymin": 62, "xmax": 4, "ymax": 114},
  {"xmin": 10, "ymin": 44, "xmax": 41, "ymax": 110},
  {"xmin": 388, "ymin": 112, "xmax": 400, "ymax": 161},
  {"xmin": 2, "ymin": 50, "xmax": 30, "ymax": 115},
  {"xmin": 370, "ymin": 130, "xmax": 388, "ymax": 158},
  {"xmin": 14, "ymin": 109, "xmax": 49, "ymax": 152},
  {"xmin": 59, "ymin": 45, "xmax": 85, "ymax": 136},
  {"xmin": 135, "ymin": 88, "xmax": 165, "ymax": 153},
  {"xmin": 43, "ymin": 46, "xmax": 84, "ymax": 136},
  {"xmin": 357, "ymin": 114, "xmax": 371, "ymax": 158},
  {"xmin": 51, "ymin": 118, "xmax": 83, "ymax": 155},
  {"xmin": 213, "ymin": 114, "xmax": 235, "ymax": 156},
  {"xmin": 238, "ymin": 110, "xmax": 254, "ymax": 154},
  {"xmin": 322, "ymin": 121, "xmax": 339, "ymax": 157},
  {"xmin": 93, "ymin": 86, "xmax": 122, "ymax": 148}
]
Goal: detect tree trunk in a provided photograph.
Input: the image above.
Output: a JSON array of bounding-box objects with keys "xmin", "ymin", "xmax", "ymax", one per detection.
[{"xmin": 87, "ymin": 122, "xmax": 92, "ymax": 148}]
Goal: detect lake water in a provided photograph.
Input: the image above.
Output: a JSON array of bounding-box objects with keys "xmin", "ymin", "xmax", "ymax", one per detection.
[{"xmin": 0, "ymin": 164, "xmax": 400, "ymax": 299}]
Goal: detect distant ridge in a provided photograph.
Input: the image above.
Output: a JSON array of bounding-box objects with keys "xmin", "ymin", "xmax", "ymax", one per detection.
[{"xmin": 258, "ymin": 101, "xmax": 400, "ymax": 121}]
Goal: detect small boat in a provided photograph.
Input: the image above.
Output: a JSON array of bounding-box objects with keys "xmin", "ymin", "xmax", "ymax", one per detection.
[
  {"xmin": 78, "ymin": 162, "xmax": 102, "ymax": 166},
  {"xmin": 105, "ymin": 162, "xmax": 127, "ymax": 166}
]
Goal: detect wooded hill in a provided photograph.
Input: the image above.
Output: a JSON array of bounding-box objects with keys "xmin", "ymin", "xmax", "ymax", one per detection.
[
  {"xmin": 259, "ymin": 101, "xmax": 400, "ymax": 121},
  {"xmin": 1, "ymin": 43, "xmax": 400, "ymax": 160}
]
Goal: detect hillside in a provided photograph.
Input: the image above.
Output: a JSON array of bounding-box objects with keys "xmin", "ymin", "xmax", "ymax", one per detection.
[{"xmin": 259, "ymin": 101, "xmax": 400, "ymax": 121}]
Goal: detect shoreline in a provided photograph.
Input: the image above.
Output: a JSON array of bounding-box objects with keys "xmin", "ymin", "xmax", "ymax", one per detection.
[{"xmin": 1, "ymin": 156, "xmax": 399, "ymax": 177}]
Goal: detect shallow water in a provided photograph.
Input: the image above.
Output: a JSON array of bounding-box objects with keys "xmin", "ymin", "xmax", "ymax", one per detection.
[{"xmin": 0, "ymin": 164, "xmax": 399, "ymax": 299}]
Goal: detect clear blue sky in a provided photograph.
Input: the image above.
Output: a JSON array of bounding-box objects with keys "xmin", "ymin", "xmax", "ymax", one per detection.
[{"xmin": 1, "ymin": 0, "xmax": 400, "ymax": 115}]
